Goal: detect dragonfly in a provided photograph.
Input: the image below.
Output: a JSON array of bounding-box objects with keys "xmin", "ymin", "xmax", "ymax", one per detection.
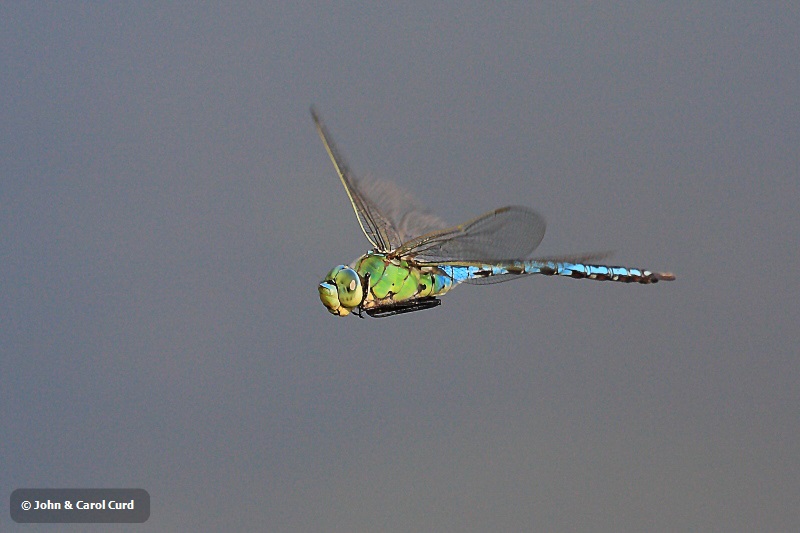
[{"xmin": 312, "ymin": 108, "xmax": 674, "ymax": 318}]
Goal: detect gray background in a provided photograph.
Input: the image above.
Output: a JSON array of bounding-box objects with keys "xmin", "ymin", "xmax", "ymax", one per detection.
[{"xmin": 2, "ymin": 3, "xmax": 798, "ymax": 531}]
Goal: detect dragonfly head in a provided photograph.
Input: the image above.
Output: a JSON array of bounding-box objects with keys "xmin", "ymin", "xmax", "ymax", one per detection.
[{"xmin": 319, "ymin": 265, "xmax": 363, "ymax": 317}]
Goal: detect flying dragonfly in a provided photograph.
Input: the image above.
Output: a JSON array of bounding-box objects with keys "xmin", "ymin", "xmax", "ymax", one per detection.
[{"xmin": 312, "ymin": 108, "xmax": 674, "ymax": 318}]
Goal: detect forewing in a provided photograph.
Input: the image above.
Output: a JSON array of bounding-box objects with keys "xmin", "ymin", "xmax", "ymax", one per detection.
[
  {"xmin": 395, "ymin": 206, "xmax": 547, "ymax": 262},
  {"xmin": 311, "ymin": 107, "xmax": 399, "ymax": 252},
  {"xmin": 356, "ymin": 178, "xmax": 448, "ymax": 246},
  {"xmin": 311, "ymin": 108, "xmax": 448, "ymax": 251}
]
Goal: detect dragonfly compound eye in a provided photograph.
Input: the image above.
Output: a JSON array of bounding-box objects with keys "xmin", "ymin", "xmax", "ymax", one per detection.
[
  {"xmin": 333, "ymin": 267, "xmax": 363, "ymax": 308},
  {"xmin": 319, "ymin": 265, "xmax": 362, "ymax": 316}
]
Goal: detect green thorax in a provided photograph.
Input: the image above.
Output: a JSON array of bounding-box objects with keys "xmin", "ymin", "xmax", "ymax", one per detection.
[{"xmin": 354, "ymin": 251, "xmax": 452, "ymax": 308}]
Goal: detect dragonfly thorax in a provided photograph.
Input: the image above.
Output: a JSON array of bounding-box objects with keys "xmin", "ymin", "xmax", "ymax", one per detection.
[{"xmin": 318, "ymin": 265, "xmax": 364, "ymax": 316}]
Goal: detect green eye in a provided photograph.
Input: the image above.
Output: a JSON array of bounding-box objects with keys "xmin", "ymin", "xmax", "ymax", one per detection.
[
  {"xmin": 319, "ymin": 266, "xmax": 363, "ymax": 316},
  {"xmin": 318, "ymin": 280, "xmax": 344, "ymax": 315},
  {"xmin": 334, "ymin": 267, "xmax": 363, "ymax": 307}
]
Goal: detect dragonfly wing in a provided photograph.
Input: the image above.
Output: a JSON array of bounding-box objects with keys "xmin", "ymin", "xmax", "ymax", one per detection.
[
  {"xmin": 532, "ymin": 251, "xmax": 614, "ymax": 263},
  {"xmin": 395, "ymin": 205, "xmax": 547, "ymax": 262},
  {"xmin": 312, "ymin": 107, "xmax": 447, "ymax": 251},
  {"xmin": 312, "ymin": 107, "xmax": 399, "ymax": 252},
  {"xmin": 458, "ymin": 270, "xmax": 534, "ymax": 285},
  {"xmin": 356, "ymin": 178, "xmax": 448, "ymax": 246}
]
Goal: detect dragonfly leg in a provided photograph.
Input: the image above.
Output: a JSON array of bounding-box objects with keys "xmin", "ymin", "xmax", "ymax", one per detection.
[
  {"xmin": 362, "ymin": 272, "xmax": 371, "ymax": 301},
  {"xmin": 364, "ymin": 297, "xmax": 441, "ymax": 318}
]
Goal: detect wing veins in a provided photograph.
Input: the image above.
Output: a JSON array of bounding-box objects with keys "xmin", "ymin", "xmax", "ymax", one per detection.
[
  {"xmin": 394, "ymin": 206, "xmax": 546, "ymax": 262},
  {"xmin": 311, "ymin": 107, "xmax": 394, "ymax": 251}
]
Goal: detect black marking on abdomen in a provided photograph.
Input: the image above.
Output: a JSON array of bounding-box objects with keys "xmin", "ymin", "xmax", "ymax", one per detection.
[{"xmin": 540, "ymin": 265, "xmax": 557, "ymax": 276}]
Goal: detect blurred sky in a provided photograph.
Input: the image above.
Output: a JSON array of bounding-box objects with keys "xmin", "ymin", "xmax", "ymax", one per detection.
[{"xmin": 2, "ymin": 3, "xmax": 798, "ymax": 531}]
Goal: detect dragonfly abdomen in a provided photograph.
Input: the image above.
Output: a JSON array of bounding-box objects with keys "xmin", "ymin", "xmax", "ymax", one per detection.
[
  {"xmin": 531, "ymin": 261, "xmax": 674, "ymax": 283},
  {"xmin": 441, "ymin": 260, "xmax": 674, "ymax": 285}
]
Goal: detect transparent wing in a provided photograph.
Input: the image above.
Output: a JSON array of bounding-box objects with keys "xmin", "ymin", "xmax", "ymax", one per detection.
[
  {"xmin": 311, "ymin": 107, "xmax": 446, "ymax": 251},
  {"xmin": 532, "ymin": 251, "xmax": 614, "ymax": 263},
  {"xmin": 356, "ymin": 178, "xmax": 448, "ymax": 246},
  {"xmin": 312, "ymin": 107, "xmax": 397, "ymax": 251},
  {"xmin": 394, "ymin": 206, "xmax": 547, "ymax": 262}
]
